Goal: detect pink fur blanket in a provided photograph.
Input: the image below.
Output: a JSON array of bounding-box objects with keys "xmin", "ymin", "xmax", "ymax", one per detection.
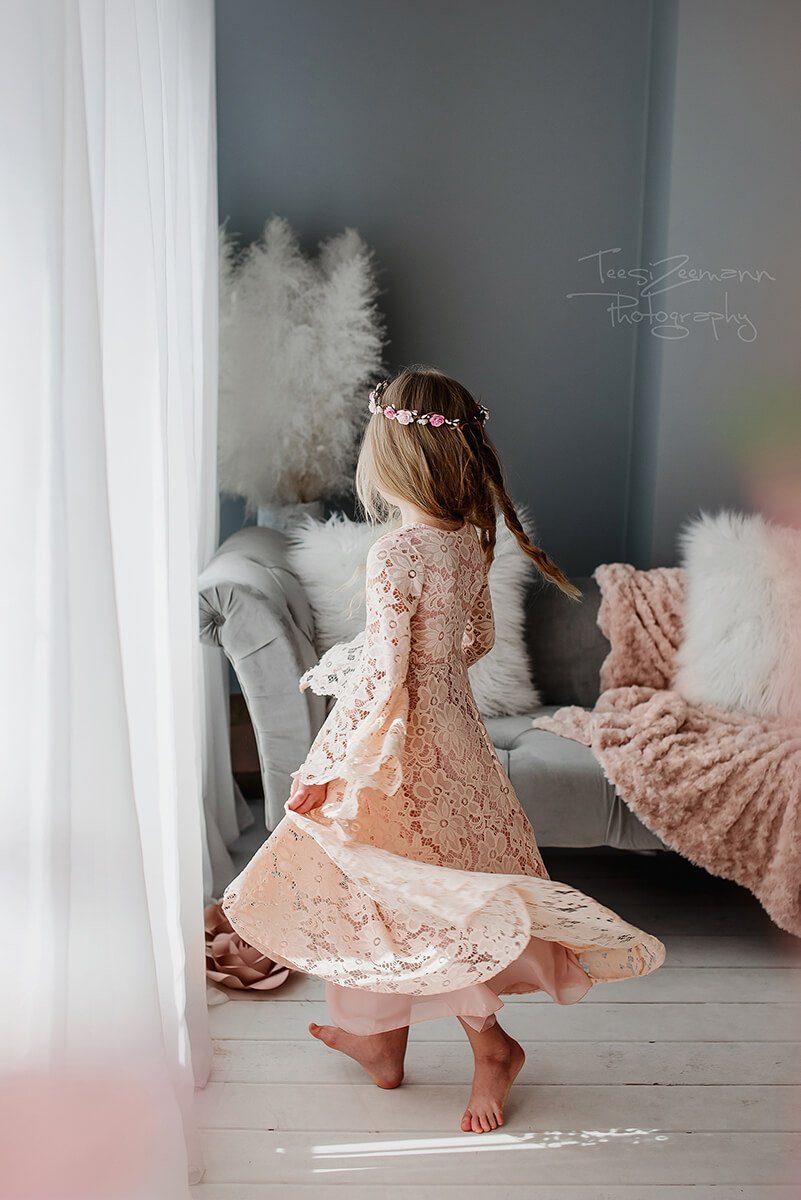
[{"xmin": 534, "ymin": 566, "xmax": 801, "ymax": 937}]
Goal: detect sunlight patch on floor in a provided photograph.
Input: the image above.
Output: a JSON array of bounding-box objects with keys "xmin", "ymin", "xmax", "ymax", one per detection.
[{"xmin": 306, "ymin": 1127, "xmax": 669, "ymax": 1167}]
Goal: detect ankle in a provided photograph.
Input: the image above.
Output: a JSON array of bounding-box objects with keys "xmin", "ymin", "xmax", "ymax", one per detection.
[
  {"xmin": 367, "ymin": 1028, "xmax": 405, "ymax": 1045},
  {"xmin": 473, "ymin": 1029, "xmax": 515, "ymax": 1064}
]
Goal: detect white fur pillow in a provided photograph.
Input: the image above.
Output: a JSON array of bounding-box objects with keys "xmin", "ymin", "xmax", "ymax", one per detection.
[
  {"xmin": 285, "ymin": 512, "xmax": 540, "ymax": 717},
  {"xmin": 284, "ymin": 513, "xmax": 377, "ymax": 655},
  {"xmin": 674, "ymin": 510, "xmax": 801, "ymax": 717}
]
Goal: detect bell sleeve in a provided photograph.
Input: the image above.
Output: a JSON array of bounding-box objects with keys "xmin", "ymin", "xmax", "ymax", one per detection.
[
  {"xmin": 299, "ymin": 629, "xmax": 366, "ymax": 700},
  {"xmin": 293, "ymin": 531, "xmax": 425, "ymax": 801},
  {"xmin": 462, "ymin": 570, "xmax": 495, "ymax": 666}
]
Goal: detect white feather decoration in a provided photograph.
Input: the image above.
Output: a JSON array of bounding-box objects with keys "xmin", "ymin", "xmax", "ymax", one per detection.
[{"xmin": 218, "ymin": 216, "xmax": 385, "ymax": 510}]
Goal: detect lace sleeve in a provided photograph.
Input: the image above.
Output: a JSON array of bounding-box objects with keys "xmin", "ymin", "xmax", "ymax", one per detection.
[
  {"xmin": 294, "ymin": 531, "xmax": 425, "ymax": 799},
  {"xmin": 299, "ymin": 630, "xmax": 366, "ymax": 700},
  {"xmin": 462, "ymin": 569, "xmax": 495, "ymax": 666}
]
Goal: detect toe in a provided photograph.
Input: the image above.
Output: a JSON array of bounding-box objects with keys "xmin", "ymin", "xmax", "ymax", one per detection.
[
  {"xmin": 309, "ymin": 1022, "xmax": 337, "ymax": 1048},
  {"xmin": 461, "ymin": 1110, "xmax": 473, "ymax": 1133}
]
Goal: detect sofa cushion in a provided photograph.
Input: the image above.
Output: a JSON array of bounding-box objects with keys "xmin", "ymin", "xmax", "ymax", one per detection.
[
  {"xmin": 523, "ymin": 577, "xmax": 610, "ymax": 708},
  {"xmin": 484, "ymin": 709, "xmax": 665, "ymax": 852},
  {"xmin": 674, "ymin": 509, "xmax": 801, "ymax": 717}
]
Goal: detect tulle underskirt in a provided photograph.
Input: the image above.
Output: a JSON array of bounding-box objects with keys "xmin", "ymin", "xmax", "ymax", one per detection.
[{"xmin": 325, "ymin": 931, "xmax": 594, "ymax": 1034}]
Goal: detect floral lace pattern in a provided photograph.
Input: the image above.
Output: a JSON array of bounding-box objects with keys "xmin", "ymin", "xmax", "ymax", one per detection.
[{"xmin": 223, "ymin": 524, "xmax": 666, "ymax": 998}]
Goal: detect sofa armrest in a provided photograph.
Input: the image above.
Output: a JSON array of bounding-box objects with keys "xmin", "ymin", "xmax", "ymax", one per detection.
[{"xmin": 199, "ymin": 527, "xmax": 326, "ymax": 831}]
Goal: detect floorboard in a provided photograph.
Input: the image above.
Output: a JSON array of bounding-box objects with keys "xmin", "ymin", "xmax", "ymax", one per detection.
[
  {"xmin": 195, "ymin": 1129, "xmax": 801, "ymax": 1186},
  {"xmin": 210, "ymin": 1039, "xmax": 799, "ymax": 1086},
  {"xmin": 191, "ymin": 1187, "xmax": 801, "ymax": 1200},
  {"xmin": 195, "ymin": 1081, "xmax": 801, "ymax": 1132},
  {"xmin": 210, "ymin": 1000, "xmax": 800, "ymax": 1042}
]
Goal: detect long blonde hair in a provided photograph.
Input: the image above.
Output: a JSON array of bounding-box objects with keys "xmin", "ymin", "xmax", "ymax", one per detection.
[{"xmin": 355, "ymin": 365, "xmax": 581, "ymax": 599}]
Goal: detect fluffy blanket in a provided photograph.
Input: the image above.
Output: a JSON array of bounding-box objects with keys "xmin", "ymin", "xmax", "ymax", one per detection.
[{"xmin": 534, "ymin": 567, "xmax": 801, "ymax": 937}]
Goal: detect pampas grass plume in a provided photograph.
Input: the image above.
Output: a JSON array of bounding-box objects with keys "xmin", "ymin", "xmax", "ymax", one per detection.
[{"xmin": 218, "ymin": 216, "xmax": 385, "ymax": 510}]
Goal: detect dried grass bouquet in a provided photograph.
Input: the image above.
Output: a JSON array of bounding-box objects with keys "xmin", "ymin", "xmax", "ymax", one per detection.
[{"xmin": 218, "ymin": 216, "xmax": 385, "ymax": 512}]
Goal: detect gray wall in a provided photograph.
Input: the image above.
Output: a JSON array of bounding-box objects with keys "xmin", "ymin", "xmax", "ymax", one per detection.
[
  {"xmin": 215, "ymin": 0, "xmax": 801, "ymax": 572},
  {"xmin": 215, "ymin": 0, "xmax": 652, "ymax": 574},
  {"xmin": 629, "ymin": 0, "xmax": 801, "ymax": 565}
]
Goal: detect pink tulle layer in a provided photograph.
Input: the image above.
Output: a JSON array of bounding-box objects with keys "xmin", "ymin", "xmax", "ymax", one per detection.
[{"xmin": 325, "ymin": 933, "xmax": 594, "ymax": 1035}]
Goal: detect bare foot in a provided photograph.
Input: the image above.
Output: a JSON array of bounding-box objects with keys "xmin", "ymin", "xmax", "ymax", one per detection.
[
  {"xmin": 460, "ymin": 1026, "xmax": 525, "ymax": 1133},
  {"xmin": 308, "ymin": 1022, "xmax": 408, "ymax": 1088}
]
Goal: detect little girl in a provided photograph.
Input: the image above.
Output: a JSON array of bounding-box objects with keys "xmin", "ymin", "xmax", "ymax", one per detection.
[{"xmin": 223, "ymin": 365, "xmax": 665, "ymax": 1134}]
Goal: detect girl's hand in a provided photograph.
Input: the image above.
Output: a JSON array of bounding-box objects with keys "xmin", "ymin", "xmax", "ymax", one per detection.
[{"xmin": 286, "ymin": 776, "xmax": 328, "ymax": 814}]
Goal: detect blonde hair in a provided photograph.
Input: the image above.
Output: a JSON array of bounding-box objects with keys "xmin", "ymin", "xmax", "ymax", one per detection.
[{"xmin": 355, "ymin": 365, "xmax": 581, "ymax": 600}]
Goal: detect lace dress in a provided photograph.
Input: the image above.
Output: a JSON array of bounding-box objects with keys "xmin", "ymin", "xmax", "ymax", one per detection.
[{"xmin": 222, "ymin": 523, "xmax": 665, "ymax": 1034}]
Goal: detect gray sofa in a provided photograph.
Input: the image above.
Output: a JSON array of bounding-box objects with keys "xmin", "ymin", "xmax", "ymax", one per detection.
[{"xmin": 199, "ymin": 526, "xmax": 665, "ymax": 852}]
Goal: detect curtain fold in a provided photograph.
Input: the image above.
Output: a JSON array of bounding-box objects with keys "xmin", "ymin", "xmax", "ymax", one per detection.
[{"xmin": 1, "ymin": 1, "xmax": 224, "ymax": 1193}]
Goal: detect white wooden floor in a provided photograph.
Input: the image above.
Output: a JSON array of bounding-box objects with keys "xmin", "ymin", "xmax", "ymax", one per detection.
[{"xmin": 192, "ymin": 844, "xmax": 801, "ymax": 1199}]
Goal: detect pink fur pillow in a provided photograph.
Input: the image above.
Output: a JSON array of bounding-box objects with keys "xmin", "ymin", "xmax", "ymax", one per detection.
[
  {"xmin": 594, "ymin": 563, "xmax": 686, "ymax": 690},
  {"xmin": 674, "ymin": 511, "xmax": 801, "ymax": 717}
]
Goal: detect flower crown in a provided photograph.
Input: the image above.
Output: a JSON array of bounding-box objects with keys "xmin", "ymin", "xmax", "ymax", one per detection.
[{"xmin": 368, "ymin": 380, "xmax": 490, "ymax": 428}]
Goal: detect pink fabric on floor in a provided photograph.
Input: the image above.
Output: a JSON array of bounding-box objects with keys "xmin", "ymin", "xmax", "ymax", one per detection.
[{"xmin": 324, "ymin": 934, "xmax": 594, "ymax": 1035}]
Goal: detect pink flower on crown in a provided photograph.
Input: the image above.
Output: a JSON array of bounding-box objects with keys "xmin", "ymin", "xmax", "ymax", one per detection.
[
  {"xmin": 395, "ymin": 409, "xmax": 414, "ymax": 425},
  {"xmin": 383, "ymin": 406, "xmax": 397, "ymax": 419},
  {"xmin": 429, "ymin": 413, "xmax": 445, "ymax": 427}
]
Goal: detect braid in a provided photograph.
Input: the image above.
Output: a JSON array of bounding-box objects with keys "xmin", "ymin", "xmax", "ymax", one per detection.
[
  {"xmin": 475, "ymin": 429, "xmax": 582, "ymax": 601},
  {"xmin": 455, "ymin": 422, "xmax": 497, "ymax": 562}
]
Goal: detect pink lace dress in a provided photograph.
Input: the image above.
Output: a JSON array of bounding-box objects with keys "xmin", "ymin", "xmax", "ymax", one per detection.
[{"xmin": 222, "ymin": 523, "xmax": 665, "ymax": 1034}]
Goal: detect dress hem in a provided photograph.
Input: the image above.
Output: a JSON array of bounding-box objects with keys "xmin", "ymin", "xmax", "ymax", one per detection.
[{"xmin": 322, "ymin": 931, "xmax": 596, "ymax": 1035}]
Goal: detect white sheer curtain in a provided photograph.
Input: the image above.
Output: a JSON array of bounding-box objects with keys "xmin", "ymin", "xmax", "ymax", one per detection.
[{"xmin": 1, "ymin": 1, "xmax": 223, "ymax": 1194}]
